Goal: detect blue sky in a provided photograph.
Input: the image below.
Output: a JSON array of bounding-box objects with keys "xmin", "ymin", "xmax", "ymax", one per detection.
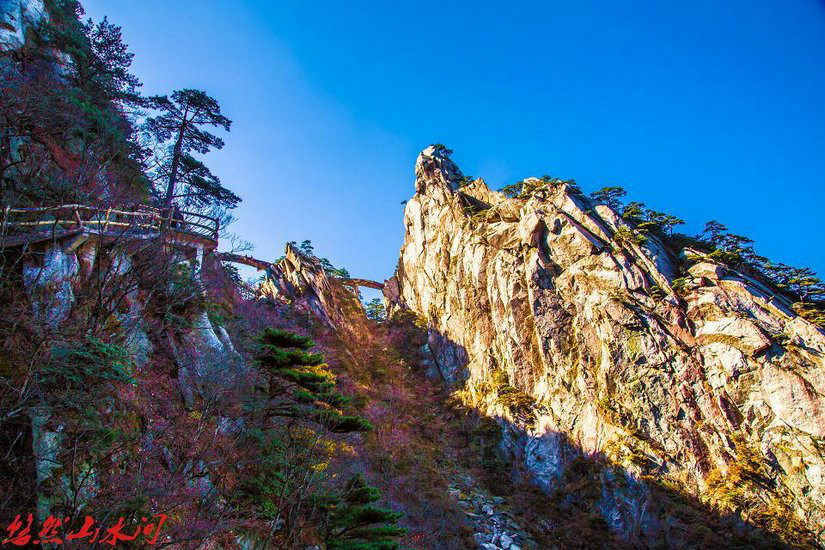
[{"xmin": 85, "ymin": 1, "xmax": 825, "ymax": 294}]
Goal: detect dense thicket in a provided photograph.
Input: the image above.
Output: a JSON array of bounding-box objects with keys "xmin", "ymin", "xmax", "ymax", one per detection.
[
  {"xmin": 0, "ymin": 0, "xmax": 147, "ymax": 204},
  {"xmin": 1, "ymin": 0, "xmax": 239, "ymax": 216}
]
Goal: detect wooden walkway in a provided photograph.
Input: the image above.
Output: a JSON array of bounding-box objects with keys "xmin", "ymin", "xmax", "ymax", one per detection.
[
  {"xmin": 0, "ymin": 203, "xmax": 382, "ymax": 290},
  {"xmin": 0, "ymin": 204, "xmax": 220, "ymax": 251}
]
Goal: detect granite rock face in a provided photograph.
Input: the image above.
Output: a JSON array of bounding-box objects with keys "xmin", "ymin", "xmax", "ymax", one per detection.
[
  {"xmin": 23, "ymin": 244, "xmax": 79, "ymax": 327},
  {"xmin": 385, "ymin": 146, "xmax": 825, "ymax": 544},
  {"xmin": 259, "ymin": 242, "xmax": 366, "ymax": 331},
  {"xmin": 0, "ymin": 0, "xmax": 46, "ymax": 51}
]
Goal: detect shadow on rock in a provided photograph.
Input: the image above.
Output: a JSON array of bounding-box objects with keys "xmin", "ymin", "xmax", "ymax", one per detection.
[{"xmin": 413, "ymin": 325, "xmax": 816, "ymax": 550}]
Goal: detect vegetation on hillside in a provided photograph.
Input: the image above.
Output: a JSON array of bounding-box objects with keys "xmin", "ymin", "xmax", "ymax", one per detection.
[
  {"xmin": 0, "ymin": 3, "xmax": 402, "ymax": 548},
  {"xmin": 1, "ymin": 0, "xmax": 148, "ymax": 205},
  {"xmin": 591, "ymin": 184, "xmax": 824, "ymax": 328},
  {"xmin": 1, "ymin": 0, "xmax": 240, "ymax": 219},
  {"xmin": 1, "ymin": 3, "xmax": 822, "ymax": 548}
]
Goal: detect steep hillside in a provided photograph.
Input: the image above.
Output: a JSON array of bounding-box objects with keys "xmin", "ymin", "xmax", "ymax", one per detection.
[
  {"xmin": 384, "ymin": 146, "xmax": 825, "ymax": 548},
  {"xmin": 257, "ymin": 244, "xmax": 544, "ymax": 550},
  {"xmin": 3, "ymin": 3, "xmax": 825, "ymax": 549},
  {"xmin": 0, "ymin": 4, "xmax": 409, "ymax": 548}
]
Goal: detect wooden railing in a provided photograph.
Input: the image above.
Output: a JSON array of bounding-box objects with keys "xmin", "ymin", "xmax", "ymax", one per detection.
[{"xmin": 0, "ymin": 204, "xmax": 220, "ymax": 245}]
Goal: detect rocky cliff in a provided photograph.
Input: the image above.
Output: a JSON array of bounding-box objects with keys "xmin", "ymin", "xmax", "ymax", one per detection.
[
  {"xmin": 0, "ymin": 0, "xmax": 46, "ymax": 52},
  {"xmin": 259, "ymin": 243, "xmax": 367, "ymax": 332},
  {"xmin": 385, "ymin": 146, "xmax": 825, "ymax": 547}
]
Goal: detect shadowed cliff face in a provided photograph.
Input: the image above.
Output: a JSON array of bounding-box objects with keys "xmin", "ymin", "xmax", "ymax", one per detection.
[{"xmin": 384, "ymin": 146, "xmax": 825, "ymax": 546}]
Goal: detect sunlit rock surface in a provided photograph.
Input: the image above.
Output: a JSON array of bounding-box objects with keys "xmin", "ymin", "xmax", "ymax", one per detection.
[
  {"xmin": 259, "ymin": 242, "xmax": 366, "ymax": 331},
  {"xmin": 386, "ymin": 145, "xmax": 825, "ymax": 544}
]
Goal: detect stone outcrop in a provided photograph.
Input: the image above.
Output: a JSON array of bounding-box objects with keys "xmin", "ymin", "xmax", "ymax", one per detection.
[
  {"xmin": 385, "ymin": 145, "xmax": 825, "ymax": 545},
  {"xmin": 0, "ymin": 0, "xmax": 46, "ymax": 51},
  {"xmin": 259, "ymin": 243, "xmax": 366, "ymax": 331},
  {"xmin": 23, "ymin": 244, "xmax": 79, "ymax": 327},
  {"xmin": 449, "ymin": 474, "xmax": 534, "ymax": 550},
  {"xmin": 172, "ymin": 309, "xmax": 243, "ymax": 408}
]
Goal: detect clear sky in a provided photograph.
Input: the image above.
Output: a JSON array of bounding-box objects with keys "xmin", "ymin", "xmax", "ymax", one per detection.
[{"xmin": 84, "ymin": 1, "xmax": 825, "ymax": 294}]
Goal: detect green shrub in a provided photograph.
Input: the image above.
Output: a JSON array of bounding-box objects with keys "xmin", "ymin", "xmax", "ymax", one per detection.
[
  {"xmin": 491, "ymin": 370, "xmax": 534, "ymax": 416},
  {"xmin": 322, "ymin": 473, "xmax": 406, "ymax": 550},
  {"xmin": 613, "ymin": 226, "xmax": 647, "ymax": 247},
  {"xmin": 648, "ymin": 285, "xmax": 666, "ymax": 300},
  {"xmin": 671, "ymin": 277, "xmax": 690, "ymax": 294}
]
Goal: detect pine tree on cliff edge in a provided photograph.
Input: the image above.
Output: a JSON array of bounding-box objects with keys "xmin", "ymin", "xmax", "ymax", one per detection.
[{"xmin": 144, "ymin": 89, "xmax": 240, "ymax": 211}]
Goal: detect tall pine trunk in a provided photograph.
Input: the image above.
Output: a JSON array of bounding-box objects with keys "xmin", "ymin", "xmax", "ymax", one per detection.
[{"xmin": 162, "ymin": 125, "xmax": 186, "ymax": 209}]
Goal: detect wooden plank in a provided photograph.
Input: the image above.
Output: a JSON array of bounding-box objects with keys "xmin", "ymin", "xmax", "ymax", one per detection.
[{"xmin": 0, "ymin": 228, "xmax": 84, "ymax": 248}]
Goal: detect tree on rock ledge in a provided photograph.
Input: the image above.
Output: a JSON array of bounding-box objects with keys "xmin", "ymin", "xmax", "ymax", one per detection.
[{"xmin": 144, "ymin": 88, "xmax": 240, "ymax": 211}]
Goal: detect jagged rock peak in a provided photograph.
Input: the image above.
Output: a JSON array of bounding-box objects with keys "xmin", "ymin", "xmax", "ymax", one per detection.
[
  {"xmin": 259, "ymin": 243, "xmax": 364, "ymax": 331},
  {"xmin": 414, "ymin": 145, "xmax": 465, "ymax": 194},
  {"xmin": 390, "ymin": 148, "xmax": 825, "ymax": 547}
]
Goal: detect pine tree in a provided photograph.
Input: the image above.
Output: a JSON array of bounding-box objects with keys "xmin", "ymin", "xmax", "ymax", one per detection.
[
  {"xmin": 144, "ymin": 89, "xmax": 239, "ymax": 210},
  {"xmin": 701, "ymin": 220, "xmax": 729, "ymax": 247},
  {"xmin": 299, "ymin": 239, "xmax": 315, "ymax": 256},
  {"xmin": 323, "ymin": 473, "xmax": 406, "ymax": 550},
  {"xmin": 430, "ymin": 143, "xmax": 453, "ymax": 156},
  {"xmin": 236, "ymin": 329, "xmax": 373, "ymax": 539},
  {"xmin": 641, "ymin": 209, "xmax": 684, "ymax": 235},
  {"xmin": 77, "ymin": 16, "xmax": 142, "ymax": 106},
  {"xmin": 698, "ymin": 221, "xmax": 825, "ymax": 328},
  {"xmin": 257, "ymin": 328, "xmax": 372, "ymax": 433},
  {"xmin": 499, "ymin": 176, "xmax": 565, "ymax": 200},
  {"xmin": 171, "ymin": 154, "xmax": 240, "ymax": 210},
  {"xmin": 621, "ymin": 201, "xmax": 647, "ymax": 224},
  {"xmin": 590, "ymin": 186, "xmax": 627, "ymax": 210},
  {"xmin": 499, "ymin": 180, "xmax": 524, "ymax": 199},
  {"xmin": 43, "ymin": 5, "xmax": 141, "ymax": 106},
  {"xmin": 364, "ymin": 299, "xmax": 386, "ymax": 322}
]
